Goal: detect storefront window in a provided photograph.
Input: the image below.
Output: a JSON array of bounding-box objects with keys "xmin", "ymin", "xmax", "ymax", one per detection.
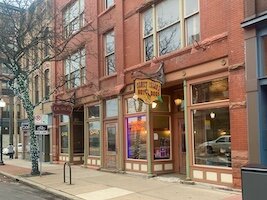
[
  {"xmin": 127, "ymin": 116, "xmax": 147, "ymax": 159},
  {"xmin": 60, "ymin": 115, "xmax": 69, "ymax": 123},
  {"xmin": 262, "ymin": 35, "xmax": 267, "ymax": 76},
  {"xmin": 192, "ymin": 78, "xmax": 229, "ymax": 104},
  {"xmin": 153, "ymin": 116, "xmax": 171, "ymax": 160},
  {"xmin": 106, "ymin": 98, "xmax": 118, "ymax": 117},
  {"xmin": 88, "ymin": 121, "xmax": 100, "ymax": 156},
  {"xmin": 126, "ymin": 98, "xmax": 146, "ymax": 114},
  {"xmin": 88, "ymin": 105, "xmax": 99, "ymax": 118},
  {"xmin": 193, "ymin": 107, "xmax": 231, "ymax": 167},
  {"xmin": 151, "ymin": 95, "xmax": 170, "ymax": 112},
  {"xmin": 60, "ymin": 125, "xmax": 68, "ymax": 153}
]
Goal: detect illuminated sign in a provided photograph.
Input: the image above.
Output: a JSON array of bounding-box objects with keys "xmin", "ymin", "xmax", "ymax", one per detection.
[{"xmin": 134, "ymin": 79, "xmax": 161, "ymax": 104}]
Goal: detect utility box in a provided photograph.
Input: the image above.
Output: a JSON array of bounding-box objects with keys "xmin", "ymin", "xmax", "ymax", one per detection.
[{"xmin": 241, "ymin": 164, "xmax": 267, "ymax": 200}]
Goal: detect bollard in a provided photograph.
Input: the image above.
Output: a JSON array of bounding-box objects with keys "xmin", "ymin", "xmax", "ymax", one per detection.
[{"xmin": 63, "ymin": 162, "xmax": 72, "ymax": 185}]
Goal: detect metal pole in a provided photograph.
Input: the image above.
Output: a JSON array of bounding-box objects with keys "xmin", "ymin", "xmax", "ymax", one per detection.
[
  {"xmin": 146, "ymin": 104, "xmax": 153, "ymax": 177},
  {"xmin": 0, "ymin": 107, "xmax": 4, "ymax": 165},
  {"xmin": 183, "ymin": 79, "xmax": 190, "ymax": 180}
]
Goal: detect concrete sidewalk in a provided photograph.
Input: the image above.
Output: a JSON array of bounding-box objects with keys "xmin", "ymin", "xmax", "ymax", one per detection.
[{"xmin": 0, "ymin": 158, "xmax": 242, "ymax": 200}]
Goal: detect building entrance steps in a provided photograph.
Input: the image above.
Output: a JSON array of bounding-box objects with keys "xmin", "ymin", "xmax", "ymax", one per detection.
[{"xmin": 0, "ymin": 158, "xmax": 242, "ymax": 200}]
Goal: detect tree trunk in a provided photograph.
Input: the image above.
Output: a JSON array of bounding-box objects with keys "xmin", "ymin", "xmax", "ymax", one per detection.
[{"xmin": 22, "ymin": 91, "xmax": 40, "ymax": 175}]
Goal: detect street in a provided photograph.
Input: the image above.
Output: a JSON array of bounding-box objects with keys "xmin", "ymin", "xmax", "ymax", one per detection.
[{"xmin": 0, "ymin": 174, "xmax": 64, "ymax": 200}]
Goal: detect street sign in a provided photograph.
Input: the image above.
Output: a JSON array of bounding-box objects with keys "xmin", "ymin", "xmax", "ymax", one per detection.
[
  {"xmin": 34, "ymin": 115, "xmax": 48, "ymax": 125},
  {"xmin": 35, "ymin": 125, "xmax": 48, "ymax": 135},
  {"xmin": 21, "ymin": 122, "xmax": 29, "ymax": 130}
]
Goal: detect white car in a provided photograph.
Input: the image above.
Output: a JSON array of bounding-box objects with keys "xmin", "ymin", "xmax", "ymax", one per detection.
[
  {"xmin": 197, "ymin": 135, "xmax": 231, "ymax": 154},
  {"xmin": 2, "ymin": 143, "xmax": 23, "ymax": 155}
]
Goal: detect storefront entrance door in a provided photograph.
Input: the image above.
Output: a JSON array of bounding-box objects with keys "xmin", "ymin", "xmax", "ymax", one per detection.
[{"xmin": 104, "ymin": 123, "xmax": 118, "ymax": 169}]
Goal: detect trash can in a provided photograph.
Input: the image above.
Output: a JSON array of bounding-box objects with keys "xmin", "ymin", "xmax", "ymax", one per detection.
[{"xmin": 241, "ymin": 164, "xmax": 267, "ymax": 200}]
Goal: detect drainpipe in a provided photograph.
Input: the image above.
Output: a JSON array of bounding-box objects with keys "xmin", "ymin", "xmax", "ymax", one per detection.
[
  {"xmin": 83, "ymin": 106, "xmax": 88, "ymax": 167},
  {"xmin": 146, "ymin": 104, "xmax": 153, "ymax": 177},
  {"xmin": 183, "ymin": 79, "xmax": 191, "ymax": 180},
  {"xmin": 118, "ymin": 95, "xmax": 124, "ymax": 171},
  {"xmin": 100, "ymin": 100, "xmax": 104, "ymax": 168}
]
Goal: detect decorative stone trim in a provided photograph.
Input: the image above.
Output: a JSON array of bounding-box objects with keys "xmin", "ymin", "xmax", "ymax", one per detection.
[
  {"xmin": 228, "ymin": 63, "xmax": 245, "ymax": 71},
  {"xmin": 229, "ymin": 101, "xmax": 246, "ymax": 109}
]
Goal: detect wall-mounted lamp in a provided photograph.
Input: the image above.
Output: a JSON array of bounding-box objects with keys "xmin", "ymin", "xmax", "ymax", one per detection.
[
  {"xmin": 174, "ymin": 98, "xmax": 183, "ymax": 106},
  {"xmin": 152, "ymin": 102, "xmax": 157, "ymax": 109},
  {"xmin": 210, "ymin": 112, "xmax": 215, "ymax": 119}
]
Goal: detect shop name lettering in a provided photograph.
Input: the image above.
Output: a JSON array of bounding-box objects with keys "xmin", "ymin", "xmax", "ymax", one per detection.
[
  {"xmin": 136, "ymin": 81, "xmax": 160, "ymax": 96},
  {"xmin": 52, "ymin": 105, "xmax": 72, "ymax": 112},
  {"xmin": 52, "ymin": 103, "xmax": 73, "ymax": 115}
]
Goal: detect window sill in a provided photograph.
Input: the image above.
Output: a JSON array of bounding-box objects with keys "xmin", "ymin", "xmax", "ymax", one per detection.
[
  {"xmin": 98, "ymin": 4, "xmax": 116, "ymax": 18},
  {"xmin": 99, "ymin": 73, "xmax": 117, "ymax": 81}
]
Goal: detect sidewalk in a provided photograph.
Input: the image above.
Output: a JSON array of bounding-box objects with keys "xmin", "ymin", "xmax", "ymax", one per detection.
[{"xmin": 0, "ymin": 158, "xmax": 242, "ymax": 200}]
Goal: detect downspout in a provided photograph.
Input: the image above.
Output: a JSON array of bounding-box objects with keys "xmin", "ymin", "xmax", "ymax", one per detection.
[
  {"xmin": 183, "ymin": 79, "xmax": 191, "ymax": 180},
  {"xmin": 146, "ymin": 104, "xmax": 153, "ymax": 177}
]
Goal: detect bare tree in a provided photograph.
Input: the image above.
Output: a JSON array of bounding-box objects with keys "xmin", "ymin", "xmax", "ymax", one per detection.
[{"xmin": 0, "ymin": 0, "xmax": 96, "ymax": 175}]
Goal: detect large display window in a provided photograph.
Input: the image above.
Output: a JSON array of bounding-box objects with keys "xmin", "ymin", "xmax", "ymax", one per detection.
[
  {"xmin": 60, "ymin": 125, "xmax": 68, "ymax": 153},
  {"xmin": 153, "ymin": 116, "xmax": 171, "ymax": 160},
  {"xmin": 60, "ymin": 115, "xmax": 69, "ymax": 153},
  {"xmin": 126, "ymin": 116, "xmax": 147, "ymax": 160},
  {"xmin": 87, "ymin": 105, "xmax": 100, "ymax": 156},
  {"xmin": 191, "ymin": 77, "xmax": 231, "ymax": 167}
]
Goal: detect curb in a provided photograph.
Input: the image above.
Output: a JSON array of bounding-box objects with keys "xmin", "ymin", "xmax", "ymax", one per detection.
[{"xmin": 0, "ymin": 171, "xmax": 83, "ymax": 200}]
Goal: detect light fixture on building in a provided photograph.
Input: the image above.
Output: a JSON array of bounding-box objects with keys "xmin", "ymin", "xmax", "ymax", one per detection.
[
  {"xmin": 210, "ymin": 112, "xmax": 215, "ymax": 119},
  {"xmin": 174, "ymin": 98, "xmax": 182, "ymax": 106},
  {"xmin": 152, "ymin": 102, "xmax": 157, "ymax": 109}
]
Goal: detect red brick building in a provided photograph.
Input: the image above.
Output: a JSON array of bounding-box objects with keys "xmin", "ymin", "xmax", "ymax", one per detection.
[{"xmin": 52, "ymin": 0, "xmax": 247, "ymax": 188}]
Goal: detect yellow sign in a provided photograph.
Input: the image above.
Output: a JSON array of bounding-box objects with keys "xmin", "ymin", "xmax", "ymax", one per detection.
[{"xmin": 134, "ymin": 79, "xmax": 161, "ymax": 104}]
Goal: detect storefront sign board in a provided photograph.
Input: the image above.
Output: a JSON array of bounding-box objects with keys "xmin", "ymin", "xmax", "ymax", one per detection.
[
  {"xmin": 134, "ymin": 79, "xmax": 161, "ymax": 104},
  {"xmin": 52, "ymin": 103, "xmax": 73, "ymax": 115}
]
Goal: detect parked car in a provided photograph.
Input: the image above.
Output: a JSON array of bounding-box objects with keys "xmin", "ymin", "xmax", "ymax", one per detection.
[
  {"xmin": 2, "ymin": 143, "xmax": 23, "ymax": 155},
  {"xmin": 196, "ymin": 135, "xmax": 231, "ymax": 155}
]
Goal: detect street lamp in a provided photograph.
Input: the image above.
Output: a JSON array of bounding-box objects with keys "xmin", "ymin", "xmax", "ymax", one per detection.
[{"xmin": 0, "ymin": 98, "xmax": 6, "ymax": 165}]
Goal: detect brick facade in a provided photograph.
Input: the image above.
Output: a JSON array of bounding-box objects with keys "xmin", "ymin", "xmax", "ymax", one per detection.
[{"xmin": 52, "ymin": 0, "xmax": 247, "ymax": 188}]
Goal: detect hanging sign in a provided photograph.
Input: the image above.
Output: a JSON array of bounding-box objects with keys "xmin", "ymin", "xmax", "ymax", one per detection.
[
  {"xmin": 134, "ymin": 79, "xmax": 161, "ymax": 104},
  {"xmin": 52, "ymin": 103, "xmax": 73, "ymax": 115}
]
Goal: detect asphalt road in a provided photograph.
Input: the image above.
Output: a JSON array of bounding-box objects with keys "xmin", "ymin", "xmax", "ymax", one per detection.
[{"xmin": 0, "ymin": 174, "xmax": 64, "ymax": 200}]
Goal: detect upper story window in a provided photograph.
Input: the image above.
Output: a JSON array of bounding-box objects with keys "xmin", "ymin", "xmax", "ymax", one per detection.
[
  {"xmin": 44, "ymin": 69, "xmax": 50, "ymax": 99},
  {"xmin": 64, "ymin": 48, "xmax": 86, "ymax": 89},
  {"xmin": 104, "ymin": 30, "xmax": 115, "ymax": 76},
  {"xmin": 34, "ymin": 75, "xmax": 39, "ymax": 104},
  {"xmin": 105, "ymin": 0, "xmax": 114, "ymax": 9},
  {"xmin": 142, "ymin": 0, "xmax": 199, "ymax": 61},
  {"xmin": 63, "ymin": 0, "xmax": 84, "ymax": 37}
]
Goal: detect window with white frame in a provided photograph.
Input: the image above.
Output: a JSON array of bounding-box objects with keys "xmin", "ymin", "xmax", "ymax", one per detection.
[
  {"xmin": 105, "ymin": 0, "xmax": 114, "ymax": 9},
  {"xmin": 63, "ymin": 0, "xmax": 84, "ymax": 37},
  {"xmin": 142, "ymin": 0, "xmax": 199, "ymax": 61},
  {"xmin": 104, "ymin": 30, "xmax": 115, "ymax": 75},
  {"xmin": 64, "ymin": 49, "xmax": 86, "ymax": 89}
]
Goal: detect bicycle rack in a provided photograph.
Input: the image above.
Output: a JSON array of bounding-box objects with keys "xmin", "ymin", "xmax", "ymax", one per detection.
[{"xmin": 63, "ymin": 162, "xmax": 72, "ymax": 185}]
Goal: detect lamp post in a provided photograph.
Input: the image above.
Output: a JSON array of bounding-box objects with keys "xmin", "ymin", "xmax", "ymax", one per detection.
[{"xmin": 0, "ymin": 98, "xmax": 6, "ymax": 165}]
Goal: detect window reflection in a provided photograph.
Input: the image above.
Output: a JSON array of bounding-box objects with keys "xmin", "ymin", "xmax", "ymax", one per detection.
[
  {"xmin": 192, "ymin": 78, "xmax": 229, "ymax": 104},
  {"xmin": 193, "ymin": 108, "xmax": 231, "ymax": 167},
  {"xmin": 127, "ymin": 116, "xmax": 147, "ymax": 159}
]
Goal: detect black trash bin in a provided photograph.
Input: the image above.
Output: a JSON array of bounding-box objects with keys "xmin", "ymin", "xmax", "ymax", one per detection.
[{"xmin": 241, "ymin": 164, "xmax": 267, "ymax": 200}]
